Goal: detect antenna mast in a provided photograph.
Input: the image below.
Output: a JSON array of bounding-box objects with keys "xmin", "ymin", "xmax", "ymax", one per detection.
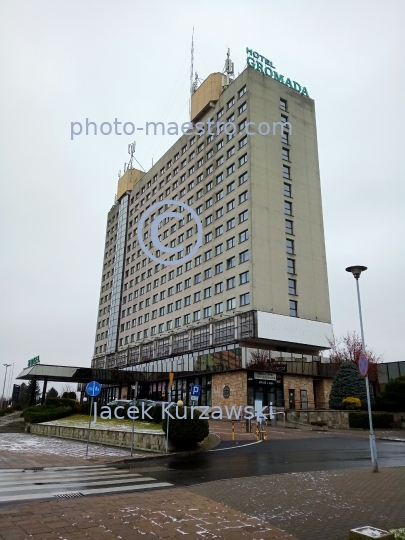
[{"xmin": 189, "ymin": 27, "xmax": 194, "ymax": 119}]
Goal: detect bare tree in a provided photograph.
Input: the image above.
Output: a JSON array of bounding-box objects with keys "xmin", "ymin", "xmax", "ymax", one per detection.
[
  {"xmin": 327, "ymin": 331, "xmax": 382, "ymax": 383},
  {"xmin": 247, "ymin": 349, "xmax": 274, "ymax": 370},
  {"xmin": 61, "ymin": 384, "xmax": 73, "ymax": 395}
]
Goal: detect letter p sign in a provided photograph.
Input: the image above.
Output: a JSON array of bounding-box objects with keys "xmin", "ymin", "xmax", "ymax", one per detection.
[{"xmin": 191, "ymin": 384, "xmax": 201, "ymax": 398}]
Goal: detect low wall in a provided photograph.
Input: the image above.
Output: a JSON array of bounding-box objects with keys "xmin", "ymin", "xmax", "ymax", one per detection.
[
  {"xmin": 30, "ymin": 423, "xmax": 175, "ymax": 452},
  {"xmin": 286, "ymin": 409, "xmax": 350, "ymax": 429}
]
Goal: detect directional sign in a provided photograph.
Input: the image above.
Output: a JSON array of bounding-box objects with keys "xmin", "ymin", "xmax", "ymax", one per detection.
[
  {"xmin": 191, "ymin": 384, "xmax": 201, "ymax": 398},
  {"xmin": 86, "ymin": 381, "xmax": 102, "ymax": 397},
  {"xmin": 358, "ymin": 353, "xmax": 369, "ymax": 377}
]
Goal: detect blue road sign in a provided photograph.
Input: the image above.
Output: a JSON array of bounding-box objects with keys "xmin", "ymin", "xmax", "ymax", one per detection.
[
  {"xmin": 191, "ymin": 384, "xmax": 201, "ymax": 398},
  {"xmin": 358, "ymin": 354, "xmax": 369, "ymax": 377},
  {"xmin": 86, "ymin": 381, "xmax": 102, "ymax": 397}
]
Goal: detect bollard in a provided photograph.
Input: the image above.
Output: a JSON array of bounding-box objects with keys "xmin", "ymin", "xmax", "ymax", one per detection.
[{"xmin": 232, "ymin": 421, "xmax": 235, "ymax": 441}]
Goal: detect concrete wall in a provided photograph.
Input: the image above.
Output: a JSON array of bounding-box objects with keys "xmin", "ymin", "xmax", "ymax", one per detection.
[
  {"xmin": 30, "ymin": 423, "xmax": 175, "ymax": 452},
  {"xmin": 212, "ymin": 371, "xmax": 247, "ymax": 408},
  {"xmin": 286, "ymin": 409, "xmax": 349, "ymax": 429}
]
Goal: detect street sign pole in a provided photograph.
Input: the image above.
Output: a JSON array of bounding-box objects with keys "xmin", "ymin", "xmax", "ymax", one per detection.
[
  {"xmin": 130, "ymin": 382, "xmax": 138, "ymax": 457},
  {"xmin": 166, "ymin": 373, "xmax": 174, "ymax": 454},
  {"xmin": 86, "ymin": 396, "xmax": 94, "ymax": 459},
  {"xmin": 355, "ymin": 277, "xmax": 378, "ymax": 472}
]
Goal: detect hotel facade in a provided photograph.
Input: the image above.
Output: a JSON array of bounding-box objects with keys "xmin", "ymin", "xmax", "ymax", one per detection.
[{"xmin": 90, "ymin": 60, "xmax": 337, "ymax": 410}]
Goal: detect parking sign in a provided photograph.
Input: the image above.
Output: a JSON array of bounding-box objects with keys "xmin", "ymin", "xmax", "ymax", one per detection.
[{"xmin": 191, "ymin": 384, "xmax": 201, "ymax": 398}]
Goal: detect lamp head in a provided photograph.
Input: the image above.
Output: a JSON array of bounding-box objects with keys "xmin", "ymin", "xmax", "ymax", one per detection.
[{"xmin": 346, "ymin": 265, "xmax": 367, "ymax": 279}]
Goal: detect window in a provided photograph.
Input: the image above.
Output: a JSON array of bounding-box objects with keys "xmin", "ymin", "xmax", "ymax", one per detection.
[
  {"xmin": 282, "ymin": 148, "xmax": 290, "ymax": 161},
  {"xmin": 227, "ymin": 199, "xmax": 235, "ymax": 212},
  {"xmin": 196, "ymin": 205, "xmax": 203, "ymax": 215},
  {"xmin": 239, "ymin": 230, "xmax": 249, "ymax": 243},
  {"xmin": 215, "ymin": 262, "xmax": 224, "ymax": 274},
  {"xmin": 285, "ymin": 219, "xmax": 293, "ymax": 235},
  {"xmin": 238, "ymin": 85, "xmax": 246, "ymax": 98},
  {"xmin": 239, "ymin": 249, "xmax": 249, "ymax": 263},
  {"xmin": 203, "ymin": 306, "xmax": 212, "ymax": 318},
  {"xmin": 227, "ymin": 256, "xmax": 236, "ymax": 269},
  {"xmin": 215, "ymin": 225, "xmax": 223, "ymax": 237},
  {"xmin": 287, "ymin": 258, "xmax": 296, "ymax": 274},
  {"xmin": 185, "ymin": 278, "xmax": 191, "ymax": 288},
  {"xmin": 204, "ymin": 268, "xmax": 212, "ymax": 279},
  {"xmin": 205, "ymin": 214, "xmax": 213, "ymax": 226},
  {"xmin": 239, "ymin": 172, "xmax": 248, "ymax": 185},
  {"xmin": 205, "ymin": 232, "xmax": 213, "ymax": 243},
  {"xmin": 184, "ymin": 314, "xmax": 191, "ymax": 324},
  {"xmin": 216, "ymin": 156, "xmax": 224, "ymax": 167},
  {"xmin": 159, "ymin": 307, "xmax": 165, "ymax": 316},
  {"xmin": 206, "ymin": 165, "xmax": 213, "ymax": 175},
  {"xmin": 239, "ymin": 270, "xmax": 249, "ymax": 285},
  {"xmin": 194, "ymin": 291, "xmax": 201, "ymax": 302},
  {"xmin": 226, "ymin": 237, "xmax": 235, "ymax": 250},
  {"xmin": 216, "ymin": 190, "xmax": 224, "ymax": 202},
  {"xmin": 215, "ymin": 282, "xmax": 223, "ymax": 294},
  {"xmin": 227, "ymin": 277, "xmax": 236, "ymax": 289},
  {"xmin": 168, "ymin": 286, "xmax": 174, "ymax": 296},
  {"xmin": 215, "ymin": 243, "xmax": 223, "ymax": 256},
  {"xmin": 167, "ymin": 303, "xmax": 173, "ymax": 313},
  {"xmin": 238, "ymin": 119, "xmax": 246, "ymax": 132},
  {"xmin": 239, "ymin": 191, "xmax": 248, "ymax": 205},
  {"xmin": 206, "ymin": 181, "xmax": 213, "ymax": 192},
  {"xmin": 283, "ymin": 165, "xmax": 290, "ymax": 179},
  {"xmin": 288, "ymin": 278, "xmax": 297, "ymax": 295},
  {"xmin": 175, "ymin": 299, "xmax": 182, "ymax": 310},
  {"xmin": 227, "ymin": 218, "xmax": 236, "ymax": 230},
  {"xmin": 239, "ymin": 210, "xmax": 248, "ymax": 223},
  {"xmin": 282, "ymin": 131, "xmax": 289, "ymax": 145},
  {"xmin": 280, "ymin": 98, "xmax": 287, "ymax": 111},
  {"xmin": 193, "ymin": 310, "xmax": 201, "ymax": 322},
  {"xmin": 284, "ymin": 183, "xmax": 292, "ymax": 197},
  {"xmin": 216, "ymin": 207, "xmax": 224, "ymax": 219},
  {"xmin": 227, "ymin": 163, "xmax": 235, "ymax": 176},
  {"xmin": 175, "ymin": 317, "xmax": 181, "ymax": 327},
  {"xmin": 184, "ymin": 295, "xmax": 191, "ymax": 306},
  {"xmin": 289, "ymin": 300, "xmax": 298, "ymax": 317},
  {"xmin": 206, "ymin": 198, "xmax": 213, "ymax": 208},
  {"xmin": 196, "ymin": 188, "xmax": 203, "ymax": 199},
  {"xmin": 227, "ymin": 146, "xmax": 235, "ymax": 158},
  {"xmin": 240, "ymin": 293, "xmax": 250, "ymax": 306},
  {"xmin": 215, "ymin": 302, "xmax": 224, "ymax": 314},
  {"xmin": 286, "ymin": 238, "xmax": 294, "ymax": 254},
  {"xmin": 216, "ymin": 172, "xmax": 223, "ymax": 185},
  {"xmin": 204, "ymin": 286, "xmax": 212, "ymax": 298},
  {"xmin": 227, "ymin": 97, "xmax": 235, "ymax": 109},
  {"xmin": 194, "ymin": 273, "xmax": 202, "ymax": 284},
  {"xmin": 227, "ymin": 181, "xmax": 235, "ymax": 193},
  {"xmin": 194, "ymin": 255, "xmax": 202, "ymax": 266},
  {"xmin": 227, "ymin": 298, "xmax": 236, "ymax": 310},
  {"xmin": 217, "ymin": 108, "xmax": 224, "ymax": 119},
  {"xmin": 285, "ymin": 201, "xmax": 292, "ymax": 215},
  {"xmin": 197, "ymin": 142, "xmax": 204, "ymax": 153},
  {"xmin": 238, "ymin": 102, "xmax": 247, "ymax": 115},
  {"xmin": 238, "ymin": 154, "xmax": 248, "ymax": 167},
  {"xmin": 205, "ymin": 250, "xmax": 212, "ymax": 261}
]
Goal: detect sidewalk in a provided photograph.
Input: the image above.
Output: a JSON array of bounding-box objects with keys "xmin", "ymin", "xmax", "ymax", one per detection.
[{"xmin": 0, "ymin": 488, "xmax": 298, "ymax": 540}]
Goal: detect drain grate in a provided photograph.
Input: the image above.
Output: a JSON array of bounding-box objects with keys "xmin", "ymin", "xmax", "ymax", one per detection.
[
  {"xmin": 54, "ymin": 492, "xmax": 84, "ymax": 499},
  {"xmin": 23, "ymin": 467, "xmax": 44, "ymax": 471}
]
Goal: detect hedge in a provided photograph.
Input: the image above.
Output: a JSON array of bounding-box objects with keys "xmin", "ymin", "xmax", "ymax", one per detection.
[
  {"xmin": 349, "ymin": 412, "xmax": 394, "ymax": 429},
  {"xmin": 23, "ymin": 405, "xmax": 72, "ymax": 424},
  {"xmin": 162, "ymin": 406, "xmax": 209, "ymax": 450},
  {"xmin": 44, "ymin": 398, "xmax": 77, "ymax": 410}
]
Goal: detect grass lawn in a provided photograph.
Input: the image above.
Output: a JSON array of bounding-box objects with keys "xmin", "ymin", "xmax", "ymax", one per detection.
[{"xmin": 42, "ymin": 413, "xmax": 163, "ymax": 433}]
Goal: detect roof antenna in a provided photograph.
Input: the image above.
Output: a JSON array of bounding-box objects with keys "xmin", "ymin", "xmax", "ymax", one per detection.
[
  {"xmin": 223, "ymin": 46, "xmax": 234, "ymax": 87},
  {"xmin": 189, "ymin": 27, "xmax": 194, "ymax": 119}
]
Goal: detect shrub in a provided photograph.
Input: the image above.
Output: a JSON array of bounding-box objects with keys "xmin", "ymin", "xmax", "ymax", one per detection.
[
  {"xmin": 44, "ymin": 398, "xmax": 77, "ymax": 410},
  {"xmin": 376, "ymin": 376, "xmax": 405, "ymax": 412},
  {"xmin": 329, "ymin": 362, "xmax": 367, "ymax": 409},
  {"xmin": 162, "ymin": 406, "xmax": 209, "ymax": 450},
  {"xmin": 152, "ymin": 405, "xmax": 163, "ymax": 424},
  {"xmin": 0, "ymin": 410, "xmax": 6, "ymax": 417},
  {"xmin": 310, "ymin": 420, "xmax": 327, "ymax": 427},
  {"xmin": 349, "ymin": 412, "xmax": 394, "ymax": 429},
  {"xmin": 23, "ymin": 405, "xmax": 72, "ymax": 424},
  {"xmin": 342, "ymin": 397, "xmax": 361, "ymax": 410},
  {"xmin": 62, "ymin": 391, "xmax": 77, "ymax": 399}
]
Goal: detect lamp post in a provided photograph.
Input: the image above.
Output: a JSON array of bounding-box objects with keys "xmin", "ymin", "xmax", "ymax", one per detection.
[
  {"xmin": 1, "ymin": 364, "xmax": 12, "ymax": 409},
  {"xmin": 346, "ymin": 265, "xmax": 378, "ymax": 472}
]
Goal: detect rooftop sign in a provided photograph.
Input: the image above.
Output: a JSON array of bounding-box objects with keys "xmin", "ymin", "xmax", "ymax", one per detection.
[
  {"xmin": 27, "ymin": 355, "xmax": 40, "ymax": 367},
  {"xmin": 246, "ymin": 47, "xmax": 309, "ymax": 97}
]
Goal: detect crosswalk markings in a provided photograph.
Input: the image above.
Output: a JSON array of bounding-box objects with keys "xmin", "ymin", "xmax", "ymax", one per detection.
[{"xmin": 0, "ymin": 465, "xmax": 173, "ymax": 503}]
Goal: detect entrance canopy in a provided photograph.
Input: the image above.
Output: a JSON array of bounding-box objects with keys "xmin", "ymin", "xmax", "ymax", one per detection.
[{"xmin": 16, "ymin": 364, "xmax": 144, "ymax": 384}]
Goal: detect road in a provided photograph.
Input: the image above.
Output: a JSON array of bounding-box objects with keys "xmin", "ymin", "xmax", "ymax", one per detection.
[{"xmin": 133, "ymin": 435, "xmax": 405, "ymax": 486}]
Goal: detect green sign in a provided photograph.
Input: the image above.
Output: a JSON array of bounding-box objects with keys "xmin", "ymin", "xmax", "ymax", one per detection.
[
  {"xmin": 28, "ymin": 356, "xmax": 40, "ymax": 367},
  {"xmin": 246, "ymin": 47, "xmax": 309, "ymax": 97}
]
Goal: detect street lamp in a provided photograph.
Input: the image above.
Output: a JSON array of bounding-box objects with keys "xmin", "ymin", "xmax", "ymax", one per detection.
[
  {"xmin": 1, "ymin": 364, "xmax": 12, "ymax": 409},
  {"xmin": 346, "ymin": 265, "xmax": 378, "ymax": 472}
]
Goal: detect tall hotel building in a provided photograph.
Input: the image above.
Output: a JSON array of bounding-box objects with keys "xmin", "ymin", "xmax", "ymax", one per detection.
[{"xmin": 91, "ymin": 56, "xmax": 336, "ymax": 410}]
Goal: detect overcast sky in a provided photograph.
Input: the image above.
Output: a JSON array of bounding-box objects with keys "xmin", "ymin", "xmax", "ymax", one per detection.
[{"xmin": 1, "ymin": 0, "xmax": 404, "ymax": 395}]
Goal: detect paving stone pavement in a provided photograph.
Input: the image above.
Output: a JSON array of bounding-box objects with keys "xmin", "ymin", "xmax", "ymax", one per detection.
[
  {"xmin": 189, "ymin": 467, "xmax": 405, "ymax": 540},
  {"xmin": 0, "ymin": 488, "xmax": 298, "ymax": 540}
]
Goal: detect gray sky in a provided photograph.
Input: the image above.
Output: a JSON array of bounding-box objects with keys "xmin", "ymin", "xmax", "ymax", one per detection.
[{"xmin": 1, "ymin": 0, "xmax": 404, "ymax": 394}]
